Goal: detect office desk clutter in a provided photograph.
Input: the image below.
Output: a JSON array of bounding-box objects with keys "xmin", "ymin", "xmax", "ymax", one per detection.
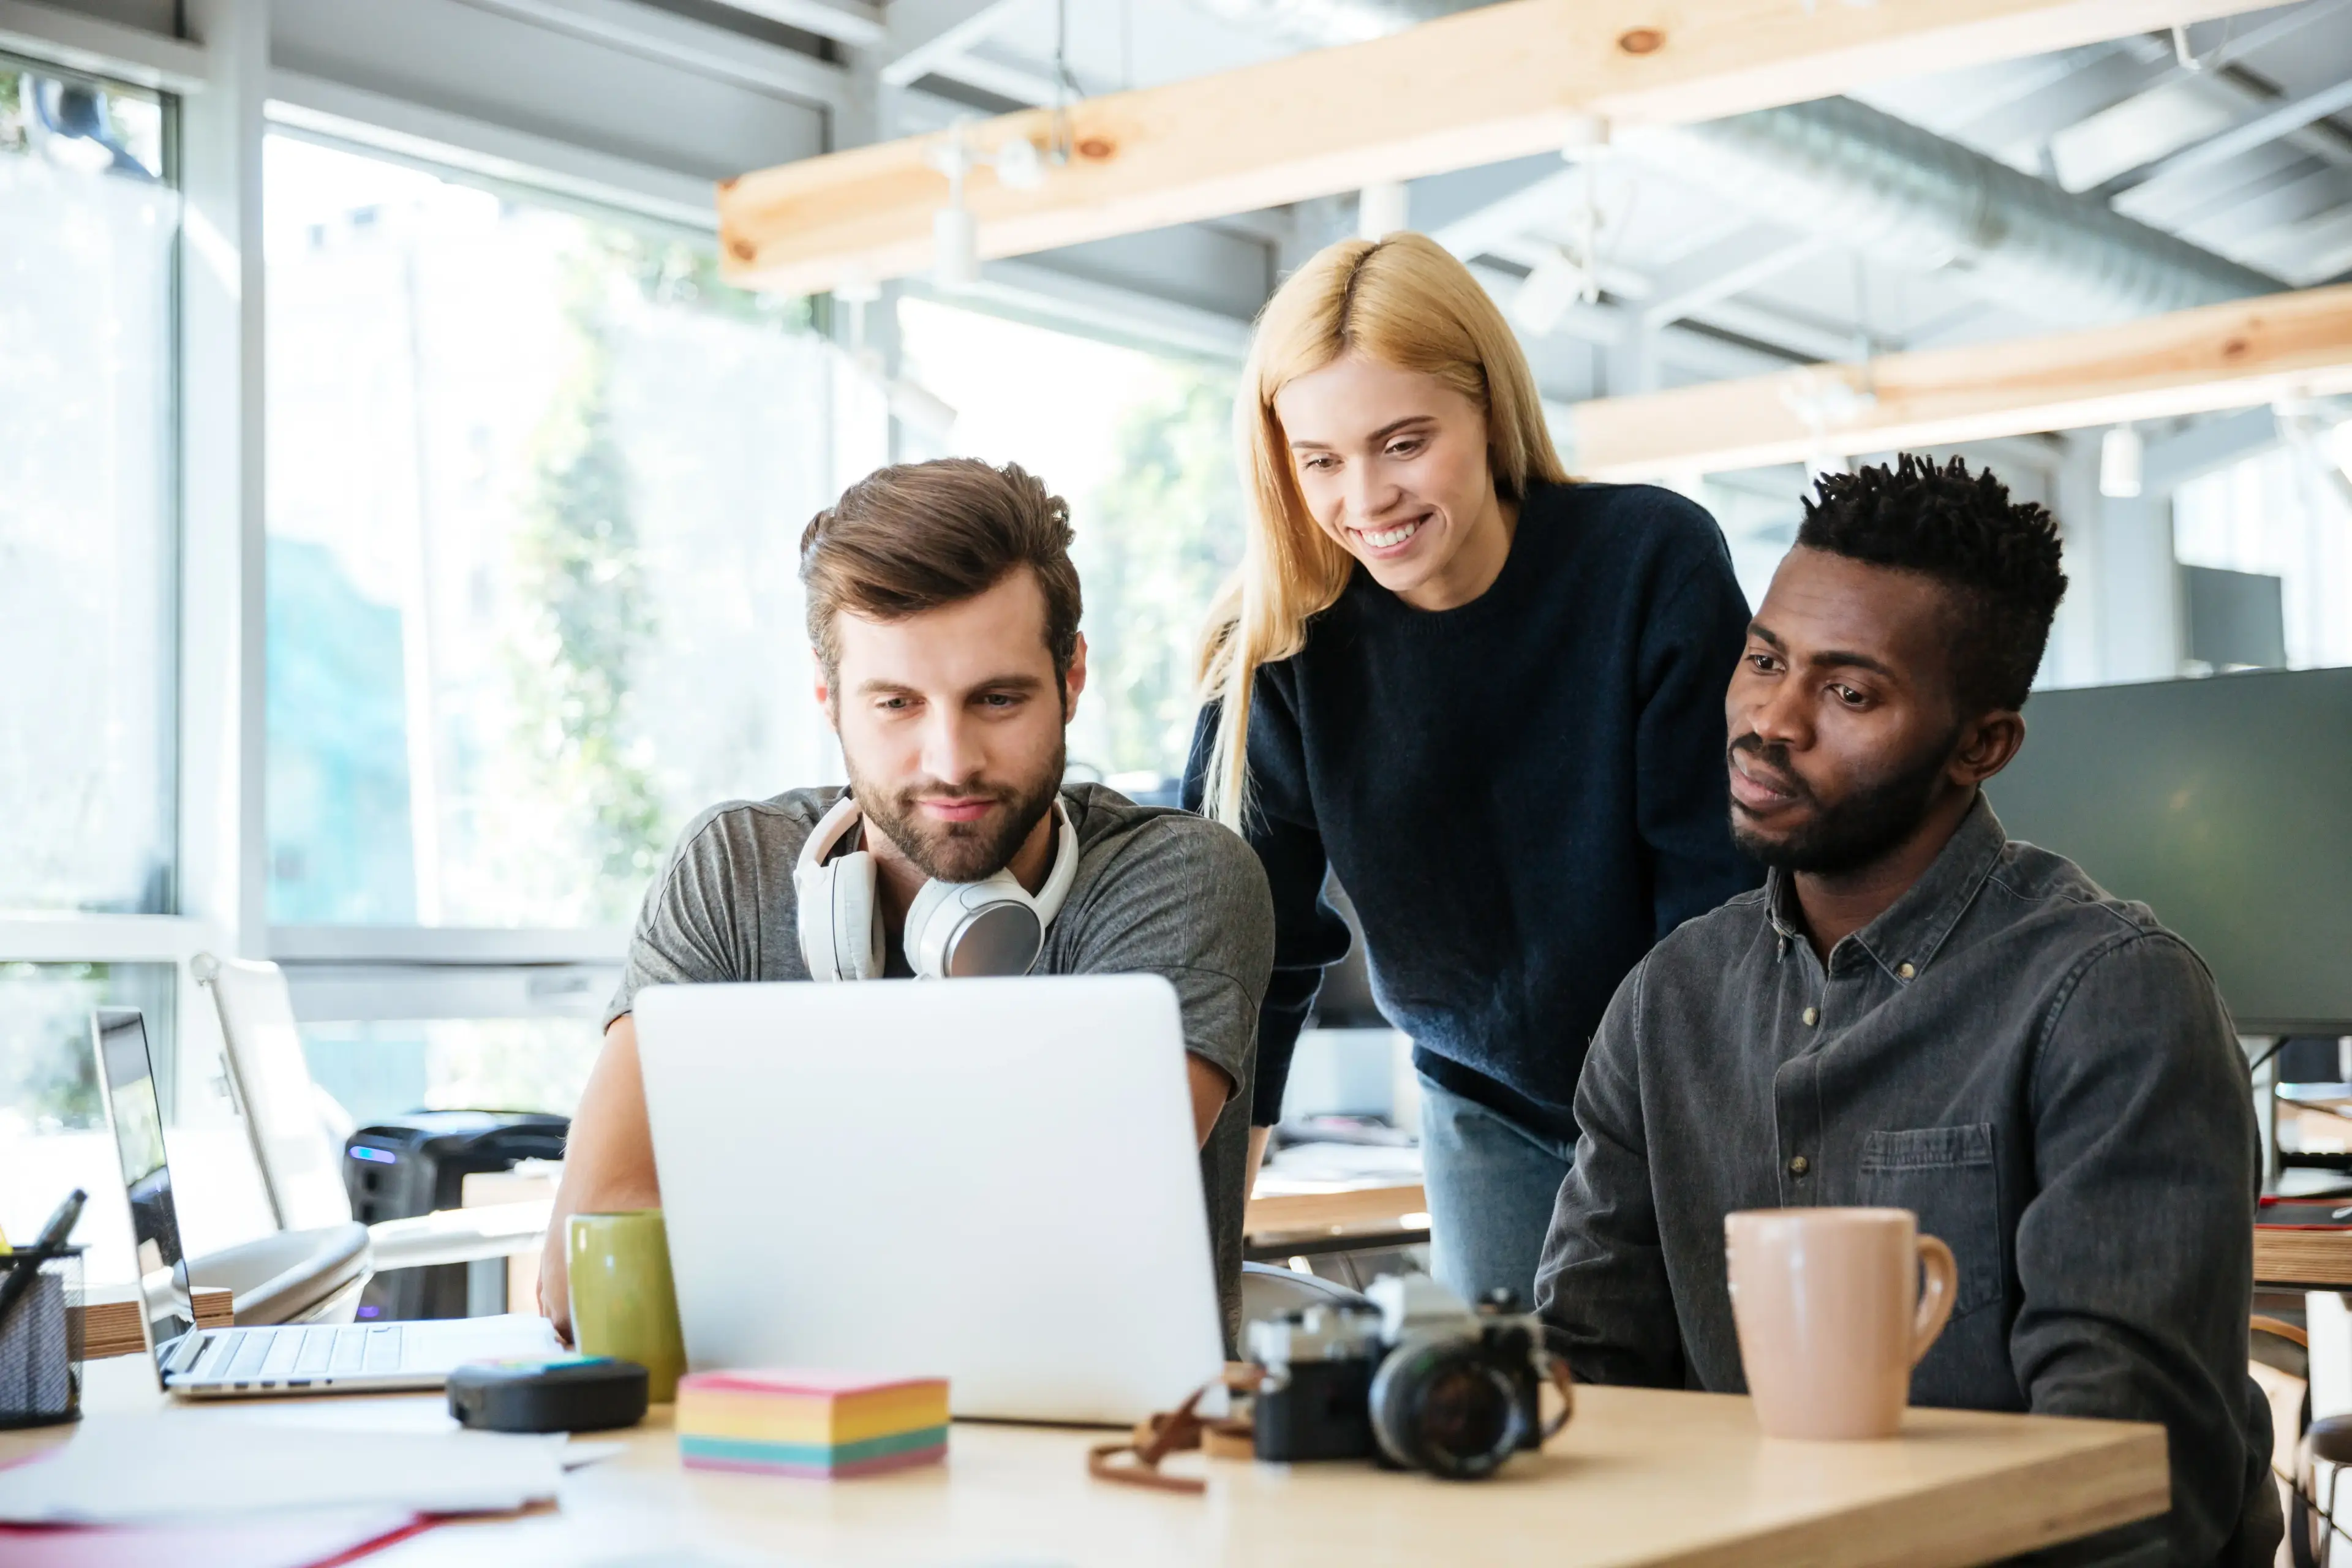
[
  {"xmin": 676, "ymin": 1369, "xmax": 950, "ymax": 1478},
  {"xmin": 0, "ymin": 1412, "xmax": 568, "ymax": 1525},
  {"xmin": 0, "ymin": 1190, "xmax": 87, "ymax": 1430}
]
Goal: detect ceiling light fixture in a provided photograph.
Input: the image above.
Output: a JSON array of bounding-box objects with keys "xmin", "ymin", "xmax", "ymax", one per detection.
[
  {"xmin": 929, "ymin": 124, "xmax": 982, "ymax": 292},
  {"xmin": 924, "ymin": 119, "xmax": 1050, "ymax": 294},
  {"xmin": 832, "ymin": 281, "xmax": 959, "ymax": 442},
  {"xmin": 1509, "ymin": 115, "xmax": 1613, "ymax": 337},
  {"xmin": 2099, "ymin": 424, "xmax": 2144, "ymax": 499},
  {"xmin": 1358, "ymin": 181, "xmax": 1408, "ymax": 241},
  {"xmin": 1509, "ymin": 246, "xmax": 1594, "ymax": 336},
  {"xmin": 2326, "ymin": 419, "xmax": 2352, "ymax": 484}
]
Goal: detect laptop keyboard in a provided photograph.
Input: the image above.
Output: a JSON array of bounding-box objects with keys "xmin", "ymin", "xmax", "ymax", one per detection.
[{"xmin": 195, "ymin": 1322, "xmax": 405, "ymax": 1383}]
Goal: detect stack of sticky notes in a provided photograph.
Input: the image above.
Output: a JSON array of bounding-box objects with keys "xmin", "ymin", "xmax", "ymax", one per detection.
[{"xmin": 675, "ymin": 1371, "xmax": 949, "ymax": 1479}]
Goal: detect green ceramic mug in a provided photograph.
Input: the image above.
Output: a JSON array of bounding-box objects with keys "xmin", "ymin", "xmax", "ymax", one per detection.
[{"xmin": 567, "ymin": 1209, "xmax": 687, "ymax": 1401}]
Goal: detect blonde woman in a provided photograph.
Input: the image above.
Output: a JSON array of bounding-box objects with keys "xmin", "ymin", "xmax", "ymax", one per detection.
[{"xmin": 1184, "ymin": 233, "xmax": 1758, "ymax": 1309}]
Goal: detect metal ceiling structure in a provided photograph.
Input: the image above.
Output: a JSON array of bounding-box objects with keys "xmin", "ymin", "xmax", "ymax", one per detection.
[
  {"xmin": 672, "ymin": 0, "xmax": 2350, "ymax": 693},
  {"xmin": 693, "ymin": 0, "xmax": 2350, "ymax": 405}
]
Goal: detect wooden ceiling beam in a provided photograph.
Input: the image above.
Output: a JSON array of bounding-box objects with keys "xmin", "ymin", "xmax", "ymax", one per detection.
[
  {"xmin": 1556, "ymin": 283, "xmax": 2352, "ymax": 480},
  {"xmin": 716, "ymin": 0, "xmax": 2275, "ymax": 296}
]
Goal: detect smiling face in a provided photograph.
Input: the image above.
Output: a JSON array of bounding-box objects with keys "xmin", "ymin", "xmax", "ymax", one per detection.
[
  {"xmin": 816, "ymin": 568, "xmax": 1082, "ymax": 883},
  {"xmin": 1725, "ymin": 547, "xmax": 1992, "ymax": 876},
  {"xmin": 1272, "ymin": 352, "xmax": 1512, "ymax": 611}
]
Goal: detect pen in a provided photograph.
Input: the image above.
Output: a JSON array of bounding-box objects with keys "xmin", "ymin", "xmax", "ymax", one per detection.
[{"xmin": 0, "ymin": 1189, "xmax": 85, "ymax": 1336}]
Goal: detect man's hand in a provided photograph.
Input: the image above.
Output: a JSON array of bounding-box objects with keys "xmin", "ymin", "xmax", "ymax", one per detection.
[{"xmin": 538, "ymin": 1015, "xmax": 661, "ymax": 1342}]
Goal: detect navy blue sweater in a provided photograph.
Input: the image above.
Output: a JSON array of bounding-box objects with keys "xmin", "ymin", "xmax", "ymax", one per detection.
[{"xmin": 1183, "ymin": 481, "xmax": 1761, "ymax": 1140}]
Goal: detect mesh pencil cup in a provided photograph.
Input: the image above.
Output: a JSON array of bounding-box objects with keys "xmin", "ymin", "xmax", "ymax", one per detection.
[{"xmin": 0, "ymin": 1245, "xmax": 85, "ymax": 1429}]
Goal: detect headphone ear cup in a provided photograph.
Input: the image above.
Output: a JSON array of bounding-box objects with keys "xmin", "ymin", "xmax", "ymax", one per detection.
[
  {"xmin": 906, "ymin": 873, "xmax": 1042, "ymax": 979},
  {"xmin": 795, "ymin": 857, "xmax": 841, "ymax": 982},
  {"xmin": 831, "ymin": 851, "xmax": 883, "ymax": 981},
  {"xmin": 903, "ymin": 876, "xmax": 959, "ymax": 981}
]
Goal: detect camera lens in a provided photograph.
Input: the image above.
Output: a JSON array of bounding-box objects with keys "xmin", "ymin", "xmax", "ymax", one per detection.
[{"xmin": 1370, "ymin": 1343, "xmax": 1526, "ymax": 1480}]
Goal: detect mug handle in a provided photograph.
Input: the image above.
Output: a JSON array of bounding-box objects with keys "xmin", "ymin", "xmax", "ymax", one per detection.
[{"xmin": 1910, "ymin": 1234, "xmax": 1958, "ymax": 1366}]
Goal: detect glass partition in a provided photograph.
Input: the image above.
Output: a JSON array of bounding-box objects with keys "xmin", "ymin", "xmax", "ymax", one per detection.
[
  {"xmin": 265, "ymin": 134, "xmax": 837, "ymax": 929},
  {"xmin": 0, "ymin": 58, "xmax": 178, "ymax": 914}
]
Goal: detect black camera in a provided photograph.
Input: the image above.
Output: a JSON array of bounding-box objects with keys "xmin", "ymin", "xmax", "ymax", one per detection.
[{"xmin": 1245, "ymin": 1273, "xmax": 1571, "ymax": 1480}]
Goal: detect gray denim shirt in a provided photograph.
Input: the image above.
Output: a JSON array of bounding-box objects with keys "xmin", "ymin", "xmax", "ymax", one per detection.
[{"xmin": 1537, "ymin": 796, "xmax": 2277, "ymax": 1567}]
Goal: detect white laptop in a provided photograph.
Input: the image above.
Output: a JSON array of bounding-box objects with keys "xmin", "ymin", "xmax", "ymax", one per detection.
[
  {"xmin": 635, "ymin": 975, "xmax": 1227, "ymax": 1426},
  {"xmin": 92, "ymin": 1008, "xmax": 561, "ymax": 1396}
]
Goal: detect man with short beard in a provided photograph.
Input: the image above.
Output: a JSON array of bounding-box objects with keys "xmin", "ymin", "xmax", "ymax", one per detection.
[
  {"xmin": 1536, "ymin": 455, "xmax": 2278, "ymax": 1566},
  {"xmin": 541, "ymin": 458, "xmax": 1273, "ymax": 1344}
]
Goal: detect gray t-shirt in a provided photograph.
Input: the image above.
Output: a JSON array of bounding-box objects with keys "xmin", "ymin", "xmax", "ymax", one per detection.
[{"xmin": 605, "ymin": 780, "xmax": 1275, "ymax": 1343}]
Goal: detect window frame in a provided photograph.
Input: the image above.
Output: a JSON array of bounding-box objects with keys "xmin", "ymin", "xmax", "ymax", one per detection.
[
  {"xmin": 0, "ymin": 2, "xmax": 841, "ymax": 1054},
  {"xmin": 0, "ymin": 43, "xmax": 213, "ymax": 1096},
  {"xmin": 253, "ymin": 117, "xmax": 825, "ymax": 954},
  {"xmin": 0, "ymin": 0, "xmax": 1264, "ymax": 1062}
]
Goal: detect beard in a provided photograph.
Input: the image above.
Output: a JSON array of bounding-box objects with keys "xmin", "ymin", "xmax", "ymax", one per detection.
[
  {"xmin": 1728, "ymin": 727, "xmax": 1958, "ymax": 877},
  {"xmin": 848, "ymin": 741, "xmax": 1064, "ymax": 884}
]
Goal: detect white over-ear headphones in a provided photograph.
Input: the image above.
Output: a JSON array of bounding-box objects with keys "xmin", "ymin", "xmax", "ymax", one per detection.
[{"xmin": 793, "ymin": 792, "xmax": 1080, "ymax": 981}]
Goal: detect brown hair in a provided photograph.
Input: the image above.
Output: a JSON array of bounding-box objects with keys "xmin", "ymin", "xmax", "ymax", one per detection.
[{"xmin": 801, "ymin": 458, "xmax": 1083, "ymax": 695}]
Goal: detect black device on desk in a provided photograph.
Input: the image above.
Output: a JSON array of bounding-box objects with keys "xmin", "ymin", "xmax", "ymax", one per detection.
[
  {"xmin": 345, "ymin": 1111, "xmax": 568, "ymax": 1322},
  {"xmin": 448, "ymin": 1355, "xmax": 648, "ymax": 1433}
]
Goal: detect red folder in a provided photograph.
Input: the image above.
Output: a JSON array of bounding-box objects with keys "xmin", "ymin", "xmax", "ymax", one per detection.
[{"xmin": 0, "ymin": 1507, "xmax": 437, "ymax": 1567}]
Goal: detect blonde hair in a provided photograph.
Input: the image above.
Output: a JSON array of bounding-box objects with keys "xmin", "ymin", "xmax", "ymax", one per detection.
[{"xmin": 1194, "ymin": 232, "xmax": 1570, "ymax": 830}]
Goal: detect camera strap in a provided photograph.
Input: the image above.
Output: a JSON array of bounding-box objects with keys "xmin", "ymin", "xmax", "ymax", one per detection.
[{"xmin": 1085, "ymin": 1366, "xmax": 1260, "ymax": 1495}]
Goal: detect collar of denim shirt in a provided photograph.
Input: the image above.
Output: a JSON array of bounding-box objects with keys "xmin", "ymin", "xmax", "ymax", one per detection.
[{"xmin": 1763, "ymin": 791, "xmax": 2010, "ymax": 985}]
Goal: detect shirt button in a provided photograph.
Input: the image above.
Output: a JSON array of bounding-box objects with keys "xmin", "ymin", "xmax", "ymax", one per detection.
[
  {"xmin": 1802, "ymin": 1006, "xmax": 1820, "ymax": 1026},
  {"xmin": 1789, "ymin": 1156, "xmax": 1810, "ymax": 1176},
  {"xmin": 1897, "ymin": 962, "xmax": 1916, "ymax": 980}
]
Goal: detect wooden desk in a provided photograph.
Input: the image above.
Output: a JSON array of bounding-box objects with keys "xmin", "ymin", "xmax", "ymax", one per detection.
[
  {"xmin": 77, "ymin": 1284, "xmax": 235, "ymax": 1360},
  {"xmin": 1244, "ymin": 1181, "xmax": 1426, "ymax": 1238},
  {"xmin": 2257, "ymin": 1224, "xmax": 2352, "ymax": 1290},
  {"xmin": 1243, "ymin": 1178, "xmax": 1429, "ymax": 1262},
  {"xmin": 13, "ymin": 1340, "xmax": 2168, "ymax": 1567}
]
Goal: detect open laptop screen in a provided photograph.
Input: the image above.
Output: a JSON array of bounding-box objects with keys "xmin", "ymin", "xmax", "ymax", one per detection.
[{"xmin": 91, "ymin": 1008, "xmax": 197, "ymax": 1370}]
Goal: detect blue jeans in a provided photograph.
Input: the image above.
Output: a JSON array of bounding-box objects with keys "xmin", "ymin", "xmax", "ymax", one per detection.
[{"xmin": 1417, "ymin": 1072, "xmax": 1575, "ymax": 1311}]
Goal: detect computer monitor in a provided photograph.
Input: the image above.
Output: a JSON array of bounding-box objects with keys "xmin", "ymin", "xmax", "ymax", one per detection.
[
  {"xmin": 89, "ymin": 1007, "xmax": 198, "ymax": 1372},
  {"xmin": 1986, "ymin": 666, "xmax": 2352, "ymax": 1036}
]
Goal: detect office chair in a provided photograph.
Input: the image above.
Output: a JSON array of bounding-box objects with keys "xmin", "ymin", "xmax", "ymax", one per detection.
[
  {"xmin": 189, "ymin": 1221, "xmax": 372, "ymax": 1328},
  {"xmin": 192, "ymin": 954, "xmax": 555, "ymax": 1304},
  {"xmin": 1239, "ymin": 1262, "xmax": 1372, "ymax": 1327}
]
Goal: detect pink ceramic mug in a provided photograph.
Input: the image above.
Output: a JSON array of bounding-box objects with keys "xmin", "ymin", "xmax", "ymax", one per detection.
[{"xmin": 1725, "ymin": 1207, "xmax": 1958, "ymax": 1440}]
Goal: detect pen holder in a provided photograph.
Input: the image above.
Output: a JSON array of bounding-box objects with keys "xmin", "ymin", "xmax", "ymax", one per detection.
[{"xmin": 0, "ymin": 1246, "xmax": 84, "ymax": 1429}]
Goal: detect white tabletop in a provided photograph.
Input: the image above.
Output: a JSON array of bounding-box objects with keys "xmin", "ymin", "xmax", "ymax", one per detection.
[{"xmin": 3, "ymin": 1336, "xmax": 2170, "ymax": 1567}]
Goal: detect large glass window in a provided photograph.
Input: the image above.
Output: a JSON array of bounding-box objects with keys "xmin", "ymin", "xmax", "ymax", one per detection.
[
  {"xmin": 2173, "ymin": 436, "xmax": 2352, "ymax": 673},
  {"xmin": 299, "ymin": 1016, "xmax": 601, "ymax": 1128},
  {"xmin": 264, "ymin": 135, "xmax": 839, "ymax": 929},
  {"xmin": 894, "ymin": 298, "xmax": 1243, "ymax": 789},
  {"xmin": 0, "ymin": 60, "xmax": 178, "ymax": 913}
]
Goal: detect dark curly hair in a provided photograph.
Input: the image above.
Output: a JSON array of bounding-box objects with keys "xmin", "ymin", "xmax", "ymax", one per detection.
[{"xmin": 1798, "ymin": 454, "xmax": 2068, "ymax": 714}]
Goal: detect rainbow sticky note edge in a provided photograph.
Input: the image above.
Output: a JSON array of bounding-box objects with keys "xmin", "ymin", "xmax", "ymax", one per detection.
[{"xmin": 676, "ymin": 1370, "xmax": 949, "ymax": 1479}]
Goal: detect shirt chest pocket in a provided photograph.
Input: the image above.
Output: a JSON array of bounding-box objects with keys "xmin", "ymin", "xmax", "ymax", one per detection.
[{"xmin": 1859, "ymin": 1123, "xmax": 2004, "ymax": 1320}]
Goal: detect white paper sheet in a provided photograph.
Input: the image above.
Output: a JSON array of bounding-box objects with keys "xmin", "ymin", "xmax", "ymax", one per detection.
[{"xmin": 0, "ymin": 1415, "xmax": 564, "ymax": 1524}]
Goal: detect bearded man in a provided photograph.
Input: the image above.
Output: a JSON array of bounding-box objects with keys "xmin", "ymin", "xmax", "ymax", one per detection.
[
  {"xmin": 541, "ymin": 458, "xmax": 1272, "ymax": 1342},
  {"xmin": 1536, "ymin": 455, "xmax": 2278, "ymax": 1567}
]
